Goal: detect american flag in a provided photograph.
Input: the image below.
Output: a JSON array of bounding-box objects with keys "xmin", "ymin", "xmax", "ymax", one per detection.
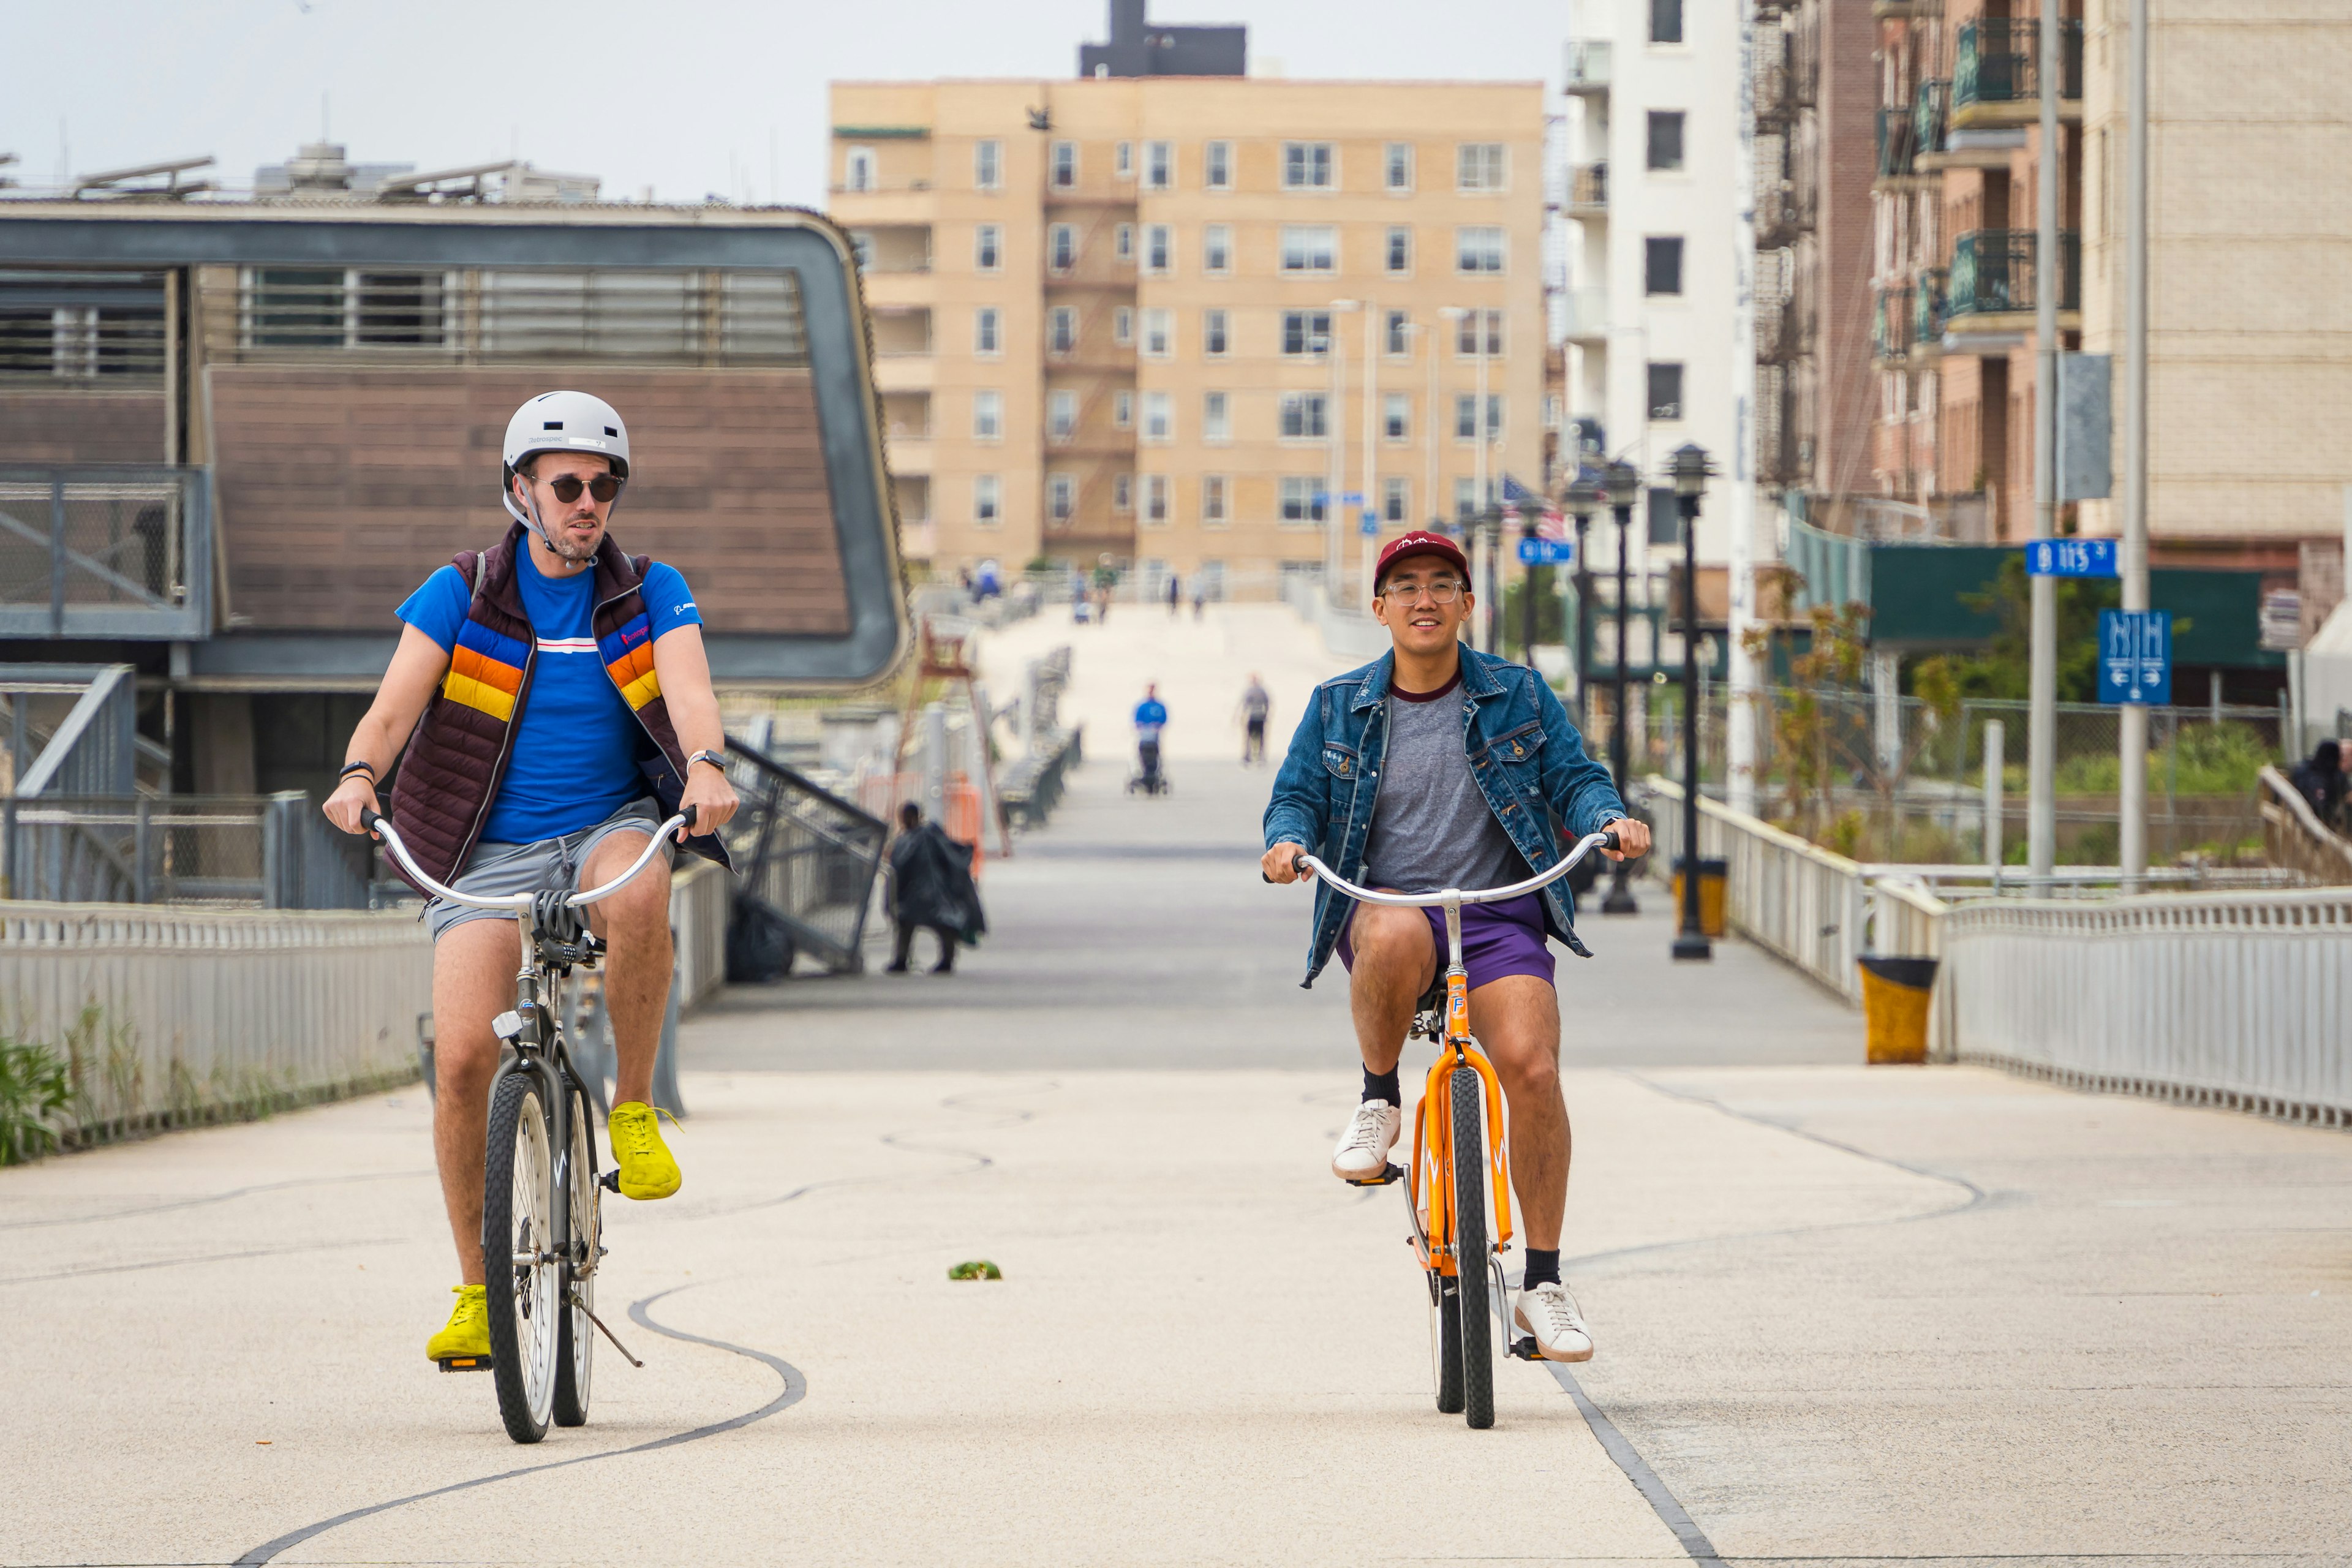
[{"xmin": 1502, "ymin": 474, "xmax": 1569, "ymax": 541}]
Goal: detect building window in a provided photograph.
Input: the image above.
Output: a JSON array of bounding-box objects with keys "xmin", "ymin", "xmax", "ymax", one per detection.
[
  {"xmin": 1384, "ymin": 392, "xmax": 1411, "ymax": 440},
  {"xmin": 974, "ymin": 390, "xmax": 1003, "ymax": 440},
  {"xmin": 1648, "ymin": 361, "xmax": 1685, "ymax": 421},
  {"xmin": 1114, "ymin": 306, "xmax": 1134, "ymax": 345},
  {"xmin": 1281, "ymin": 310, "xmax": 1333, "ymax": 356},
  {"xmin": 1280, "ymin": 393, "xmax": 1330, "ymax": 440},
  {"xmin": 1114, "ymin": 473, "xmax": 1134, "ymax": 513},
  {"xmin": 1648, "ymin": 486, "xmax": 1682, "ymax": 545},
  {"xmin": 975, "ymin": 307, "xmax": 1001, "ymax": 356},
  {"xmin": 1385, "ymin": 142, "xmax": 1414, "ymax": 192},
  {"xmin": 1049, "ymin": 307, "xmax": 1077, "ymax": 355},
  {"xmin": 1457, "ymin": 227, "xmax": 1506, "ymax": 274},
  {"xmin": 1202, "ymin": 474, "xmax": 1229, "ymax": 526},
  {"xmin": 1651, "ymin": 0, "xmax": 1684, "ymax": 45},
  {"xmin": 1204, "ymin": 224, "xmax": 1231, "ymax": 274},
  {"xmin": 1280, "ymin": 225, "xmax": 1336, "ymax": 274},
  {"xmin": 1205, "ymin": 140, "xmax": 1232, "ymax": 189},
  {"xmin": 1142, "ymin": 308, "xmax": 1172, "ymax": 358},
  {"xmin": 1114, "ymin": 390, "xmax": 1134, "ymax": 428},
  {"xmin": 1203, "ymin": 390, "xmax": 1231, "ymax": 441},
  {"xmin": 974, "ymin": 475, "xmax": 1001, "ymax": 526},
  {"xmin": 1145, "ymin": 224, "xmax": 1172, "ymax": 274},
  {"xmin": 1282, "ymin": 141, "xmax": 1335, "ymax": 190},
  {"xmin": 1115, "ymin": 224, "xmax": 1134, "ymax": 263},
  {"xmin": 1385, "ymin": 227, "xmax": 1411, "ymax": 276},
  {"xmin": 1050, "ymin": 141, "xmax": 1077, "ymax": 189},
  {"xmin": 1048, "ymin": 389, "xmax": 1077, "ymax": 441},
  {"xmin": 1203, "ymin": 309, "xmax": 1229, "ymax": 357},
  {"xmin": 975, "ymin": 224, "xmax": 1001, "ymax": 272},
  {"xmin": 1144, "ymin": 474, "xmax": 1170, "ymax": 526},
  {"xmin": 1385, "ymin": 310, "xmax": 1412, "ymax": 356},
  {"xmin": 1049, "ymin": 472, "xmax": 1074, "ymax": 522},
  {"xmin": 1648, "ymin": 111, "xmax": 1686, "ymax": 172},
  {"xmin": 1143, "ymin": 391, "xmax": 1173, "ymax": 442},
  {"xmin": 1049, "ymin": 224, "xmax": 1077, "ymax": 273},
  {"xmin": 1457, "ymin": 143, "xmax": 1507, "ymax": 192},
  {"xmin": 974, "ymin": 140, "xmax": 1001, "ymax": 190},
  {"xmin": 1645, "ymin": 236, "xmax": 1684, "ymax": 296},
  {"xmin": 1455, "ymin": 308, "xmax": 1504, "ymax": 356},
  {"xmin": 1146, "ymin": 140, "xmax": 1173, "ymax": 190},
  {"xmin": 1280, "ymin": 477, "xmax": 1327, "ymax": 525},
  {"xmin": 1383, "ymin": 477, "xmax": 1411, "ymax": 522},
  {"xmin": 1115, "ymin": 141, "xmax": 1134, "ymax": 179},
  {"xmin": 844, "ymin": 146, "xmax": 876, "ymax": 192},
  {"xmin": 1455, "ymin": 394, "xmax": 1504, "ymax": 440}
]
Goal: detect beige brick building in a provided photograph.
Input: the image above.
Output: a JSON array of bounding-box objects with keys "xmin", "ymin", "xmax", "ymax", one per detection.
[{"xmin": 827, "ymin": 76, "xmax": 1547, "ymax": 594}]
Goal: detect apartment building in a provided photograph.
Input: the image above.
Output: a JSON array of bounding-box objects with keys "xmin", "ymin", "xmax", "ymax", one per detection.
[
  {"xmin": 1560, "ymin": 0, "xmax": 1744, "ymax": 568},
  {"xmin": 828, "ymin": 59, "xmax": 1546, "ymax": 592}
]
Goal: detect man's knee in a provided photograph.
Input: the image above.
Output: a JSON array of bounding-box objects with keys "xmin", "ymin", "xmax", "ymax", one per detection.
[{"xmin": 1349, "ymin": 908, "xmax": 1433, "ymax": 989}]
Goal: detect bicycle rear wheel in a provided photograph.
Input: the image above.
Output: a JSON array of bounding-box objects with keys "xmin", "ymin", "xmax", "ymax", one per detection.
[
  {"xmin": 483, "ymin": 1071, "xmax": 559, "ymax": 1444},
  {"xmin": 552, "ymin": 1077, "xmax": 597, "ymax": 1428},
  {"xmin": 1451, "ymin": 1065, "xmax": 1494, "ymax": 1430}
]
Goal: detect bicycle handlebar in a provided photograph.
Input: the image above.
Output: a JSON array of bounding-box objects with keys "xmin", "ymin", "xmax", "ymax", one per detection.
[
  {"xmin": 360, "ymin": 805, "xmax": 694, "ymax": 912},
  {"xmin": 1261, "ymin": 827, "xmax": 1621, "ymax": 907}
]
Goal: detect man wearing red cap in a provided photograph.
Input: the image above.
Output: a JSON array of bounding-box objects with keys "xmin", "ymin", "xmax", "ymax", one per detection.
[{"xmin": 1262, "ymin": 530, "xmax": 1650, "ymax": 1363}]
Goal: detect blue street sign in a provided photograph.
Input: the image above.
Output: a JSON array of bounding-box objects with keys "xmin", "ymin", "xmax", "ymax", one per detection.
[
  {"xmin": 2027, "ymin": 538, "xmax": 2119, "ymax": 578},
  {"xmin": 2098, "ymin": 609, "xmax": 2171, "ymax": 705},
  {"xmin": 1517, "ymin": 537, "xmax": 1576, "ymax": 566},
  {"xmin": 1312, "ymin": 490, "xmax": 1369, "ymax": 507},
  {"xmin": 1359, "ymin": 510, "xmax": 1379, "ymax": 536}
]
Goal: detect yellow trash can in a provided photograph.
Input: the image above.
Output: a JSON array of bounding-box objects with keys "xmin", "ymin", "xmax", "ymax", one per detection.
[
  {"xmin": 1856, "ymin": 956, "xmax": 1938, "ymax": 1065},
  {"xmin": 1669, "ymin": 858, "xmax": 1727, "ymax": 938}
]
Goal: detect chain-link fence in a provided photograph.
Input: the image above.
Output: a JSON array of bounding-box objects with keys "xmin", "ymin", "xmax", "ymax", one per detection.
[{"xmin": 1588, "ymin": 685, "xmax": 2288, "ymax": 867}]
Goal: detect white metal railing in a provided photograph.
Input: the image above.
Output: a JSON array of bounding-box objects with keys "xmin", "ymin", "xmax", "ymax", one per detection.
[
  {"xmin": 2257, "ymin": 764, "xmax": 2352, "ymax": 886},
  {"xmin": 0, "ymin": 902, "xmax": 431, "ymax": 1140},
  {"xmin": 1940, "ymin": 888, "xmax": 2352, "ymax": 1124},
  {"xmin": 671, "ymin": 858, "xmax": 729, "ymax": 1011}
]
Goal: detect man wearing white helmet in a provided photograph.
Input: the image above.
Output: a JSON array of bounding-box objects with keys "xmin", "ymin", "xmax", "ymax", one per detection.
[{"xmin": 323, "ymin": 391, "xmax": 738, "ymax": 1370}]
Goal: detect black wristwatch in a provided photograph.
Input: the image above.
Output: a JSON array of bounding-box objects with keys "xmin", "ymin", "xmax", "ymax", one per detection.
[{"xmin": 687, "ymin": 749, "xmax": 726, "ymax": 772}]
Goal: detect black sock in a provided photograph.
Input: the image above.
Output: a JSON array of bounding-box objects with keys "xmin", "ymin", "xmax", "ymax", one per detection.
[
  {"xmin": 1522, "ymin": 1248, "xmax": 1561, "ymax": 1289},
  {"xmin": 1362, "ymin": 1066, "xmax": 1401, "ymax": 1106}
]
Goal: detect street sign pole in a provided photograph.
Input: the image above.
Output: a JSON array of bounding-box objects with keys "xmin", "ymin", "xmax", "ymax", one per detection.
[
  {"xmin": 2119, "ymin": 0, "xmax": 2152, "ymax": 888},
  {"xmin": 2028, "ymin": 0, "xmax": 2062, "ymax": 883}
]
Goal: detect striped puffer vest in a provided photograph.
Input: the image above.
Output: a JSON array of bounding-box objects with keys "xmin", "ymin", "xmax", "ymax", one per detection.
[{"xmin": 386, "ymin": 521, "xmax": 732, "ymax": 890}]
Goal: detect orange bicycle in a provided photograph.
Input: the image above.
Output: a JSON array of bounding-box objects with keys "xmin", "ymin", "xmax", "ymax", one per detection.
[{"xmin": 1281, "ymin": 828, "xmax": 1619, "ymax": 1430}]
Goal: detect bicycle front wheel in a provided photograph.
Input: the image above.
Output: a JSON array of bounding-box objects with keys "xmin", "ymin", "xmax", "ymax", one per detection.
[
  {"xmin": 483, "ymin": 1072, "xmax": 560, "ymax": 1444},
  {"xmin": 552, "ymin": 1077, "xmax": 597, "ymax": 1428},
  {"xmin": 1450, "ymin": 1064, "xmax": 1494, "ymax": 1430}
]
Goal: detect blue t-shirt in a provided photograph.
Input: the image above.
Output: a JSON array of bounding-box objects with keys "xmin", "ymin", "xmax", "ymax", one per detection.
[
  {"xmin": 398, "ymin": 551, "xmax": 703, "ymax": 846},
  {"xmin": 1134, "ymin": 698, "xmax": 1167, "ymax": 738}
]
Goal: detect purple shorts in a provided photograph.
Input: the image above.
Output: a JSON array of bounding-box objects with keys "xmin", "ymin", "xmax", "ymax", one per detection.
[{"xmin": 1337, "ymin": 891, "xmax": 1556, "ymax": 991}]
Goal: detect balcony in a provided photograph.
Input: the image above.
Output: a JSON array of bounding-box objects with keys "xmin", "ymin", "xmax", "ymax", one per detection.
[
  {"xmin": 1561, "ymin": 287, "xmax": 1608, "ymax": 345},
  {"xmin": 1915, "ymin": 267, "xmax": 1948, "ymax": 356},
  {"xmin": 1947, "ymin": 231, "xmax": 2079, "ymax": 328},
  {"xmin": 0, "ymin": 466, "xmax": 213, "ymax": 639},
  {"xmin": 1872, "ymin": 287, "xmax": 1916, "ymax": 365},
  {"xmin": 1560, "ymin": 162, "xmax": 1607, "ymax": 219},
  {"xmin": 1755, "ymin": 175, "xmax": 1817, "ymax": 249},
  {"xmin": 869, "ymin": 306, "xmax": 933, "ymax": 358},
  {"xmin": 1875, "ymin": 106, "xmax": 1925, "ymax": 187},
  {"xmin": 1954, "ymin": 18, "xmax": 2084, "ymax": 127},
  {"xmin": 1564, "ymin": 40, "xmax": 1611, "ymax": 96}
]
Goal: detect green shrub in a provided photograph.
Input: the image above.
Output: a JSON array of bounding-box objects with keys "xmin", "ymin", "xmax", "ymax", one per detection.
[{"xmin": 0, "ymin": 1035, "xmax": 74, "ymax": 1166}]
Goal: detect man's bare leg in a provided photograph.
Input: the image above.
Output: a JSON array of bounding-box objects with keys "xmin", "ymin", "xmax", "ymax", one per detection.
[
  {"xmin": 1346, "ymin": 905, "xmax": 1438, "ymax": 1079},
  {"xmin": 431, "ymin": 918, "xmax": 524, "ymax": 1286},
  {"xmin": 1467, "ymin": 974, "xmax": 1567, "ymax": 1250},
  {"xmin": 579, "ymin": 829, "xmax": 673, "ymax": 1107}
]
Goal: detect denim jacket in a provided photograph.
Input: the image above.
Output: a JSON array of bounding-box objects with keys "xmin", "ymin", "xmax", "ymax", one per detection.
[{"xmin": 1261, "ymin": 646, "xmax": 1627, "ymax": 988}]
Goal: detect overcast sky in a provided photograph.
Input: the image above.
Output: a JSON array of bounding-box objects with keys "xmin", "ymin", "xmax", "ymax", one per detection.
[{"xmin": 9, "ymin": 0, "xmax": 1578, "ymax": 206}]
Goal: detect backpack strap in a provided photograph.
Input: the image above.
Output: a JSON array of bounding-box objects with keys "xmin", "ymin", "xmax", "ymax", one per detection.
[{"xmin": 451, "ymin": 549, "xmax": 484, "ymax": 607}]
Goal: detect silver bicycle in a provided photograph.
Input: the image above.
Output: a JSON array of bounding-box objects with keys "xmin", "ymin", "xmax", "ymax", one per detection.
[{"xmin": 364, "ymin": 805, "xmax": 687, "ymax": 1444}]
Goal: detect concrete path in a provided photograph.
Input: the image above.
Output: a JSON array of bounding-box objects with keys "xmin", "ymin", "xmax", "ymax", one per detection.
[{"xmin": 5, "ymin": 617, "xmax": 2349, "ymax": 1566}]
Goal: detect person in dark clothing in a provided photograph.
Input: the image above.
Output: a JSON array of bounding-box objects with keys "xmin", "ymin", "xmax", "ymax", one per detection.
[
  {"xmin": 2289, "ymin": 739, "xmax": 2348, "ymax": 830},
  {"xmin": 884, "ymin": 802, "xmax": 986, "ymax": 974}
]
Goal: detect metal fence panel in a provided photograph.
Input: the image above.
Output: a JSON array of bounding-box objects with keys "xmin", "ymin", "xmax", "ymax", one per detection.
[
  {"xmin": 0, "ymin": 469, "xmax": 212, "ymax": 639},
  {"xmin": 1, "ymin": 793, "xmax": 370, "ymax": 908},
  {"xmin": 721, "ymin": 741, "xmax": 887, "ymax": 973}
]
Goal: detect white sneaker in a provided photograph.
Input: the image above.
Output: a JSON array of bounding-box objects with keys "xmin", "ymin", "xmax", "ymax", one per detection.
[
  {"xmin": 1331, "ymin": 1099, "xmax": 1403, "ymax": 1182},
  {"xmin": 1514, "ymin": 1280, "xmax": 1595, "ymax": 1363}
]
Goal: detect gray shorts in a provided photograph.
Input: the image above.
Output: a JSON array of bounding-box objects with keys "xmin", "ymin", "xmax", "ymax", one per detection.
[{"xmin": 426, "ymin": 799, "xmax": 671, "ymax": 942}]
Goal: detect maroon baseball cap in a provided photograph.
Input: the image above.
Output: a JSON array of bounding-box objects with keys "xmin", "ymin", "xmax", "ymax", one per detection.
[{"xmin": 1374, "ymin": 530, "xmax": 1472, "ymax": 593}]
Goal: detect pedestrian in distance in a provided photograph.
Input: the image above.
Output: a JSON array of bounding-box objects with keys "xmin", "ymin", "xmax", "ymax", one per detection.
[
  {"xmin": 884, "ymin": 802, "xmax": 985, "ymax": 974},
  {"xmin": 1167, "ymin": 572, "xmax": 1182, "ymax": 618},
  {"xmin": 1237, "ymin": 673, "xmax": 1273, "ymax": 766},
  {"xmin": 2289, "ymin": 738, "xmax": 2347, "ymax": 831}
]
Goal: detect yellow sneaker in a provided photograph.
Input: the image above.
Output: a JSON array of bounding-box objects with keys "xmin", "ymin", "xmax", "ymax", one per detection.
[
  {"xmin": 427, "ymin": 1284, "xmax": 491, "ymax": 1366},
  {"xmin": 608, "ymin": 1101, "xmax": 682, "ymax": 1200}
]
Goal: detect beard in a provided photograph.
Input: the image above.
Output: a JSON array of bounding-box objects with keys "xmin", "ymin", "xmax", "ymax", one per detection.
[{"xmin": 545, "ymin": 516, "xmax": 602, "ymax": 564}]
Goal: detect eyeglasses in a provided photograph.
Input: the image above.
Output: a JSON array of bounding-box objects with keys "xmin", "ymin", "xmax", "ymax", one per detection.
[
  {"xmin": 540, "ymin": 473, "xmax": 623, "ymax": 504},
  {"xmin": 1381, "ymin": 579, "xmax": 1464, "ymax": 605}
]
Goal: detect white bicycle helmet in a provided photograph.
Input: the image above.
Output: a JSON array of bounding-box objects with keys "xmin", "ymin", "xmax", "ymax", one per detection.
[{"xmin": 500, "ymin": 390, "xmax": 631, "ymax": 533}]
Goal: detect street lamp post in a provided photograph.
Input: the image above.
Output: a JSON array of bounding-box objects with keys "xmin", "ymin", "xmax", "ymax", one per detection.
[
  {"xmin": 1600, "ymin": 459, "xmax": 1642, "ymax": 916},
  {"xmin": 1519, "ymin": 503, "xmax": 1540, "ymax": 670},
  {"xmin": 1564, "ymin": 473, "xmax": 1604, "ymax": 729},
  {"xmin": 1668, "ymin": 442, "xmax": 1718, "ymax": 962}
]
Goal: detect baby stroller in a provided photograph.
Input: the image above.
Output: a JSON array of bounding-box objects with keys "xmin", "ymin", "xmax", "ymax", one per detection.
[{"xmin": 1127, "ymin": 736, "xmax": 1172, "ymax": 795}]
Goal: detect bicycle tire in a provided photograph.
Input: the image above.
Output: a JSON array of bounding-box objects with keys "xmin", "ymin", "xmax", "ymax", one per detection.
[
  {"xmin": 483, "ymin": 1072, "xmax": 559, "ymax": 1445},
  {"xmin": 1434, "ymin": 1269, "xmax": 1465, "ymax": 1414},
  {"xmin": 1452, "ymin": 1065, "xmax": 1494, "ymax": 1430},
  {"xmin": 552, "ymin": 1077, "xmax": 595, "ymax": 1428}
]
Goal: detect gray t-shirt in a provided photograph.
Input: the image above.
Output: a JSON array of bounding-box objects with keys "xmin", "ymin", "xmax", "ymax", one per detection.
[{"xmin": 1361, "ymin": 675, "xmax": 1530, "ymax": 894}]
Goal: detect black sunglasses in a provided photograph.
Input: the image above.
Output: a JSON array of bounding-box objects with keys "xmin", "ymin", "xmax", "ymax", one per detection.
[{"xmin": 538, "ymin": 473, "xmax": 622, "ymax": 504}]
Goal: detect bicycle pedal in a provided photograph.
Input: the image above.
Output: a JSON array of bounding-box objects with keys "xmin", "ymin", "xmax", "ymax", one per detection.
[
  {"xmin": 435, "ymin": 1355, "xmax": 492, "ymax": 1373},
  {"xmin": 1508, "ymin": 1336, "xmax": 1540, "ymax": 1362},
  {"xmin": 1346, "ymin": 1162, "xmax": 1406, "ymax": 1188},
  {"xmin": 599, "ymin": 1170, "xmax": 619, "ymax": 1193}
]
